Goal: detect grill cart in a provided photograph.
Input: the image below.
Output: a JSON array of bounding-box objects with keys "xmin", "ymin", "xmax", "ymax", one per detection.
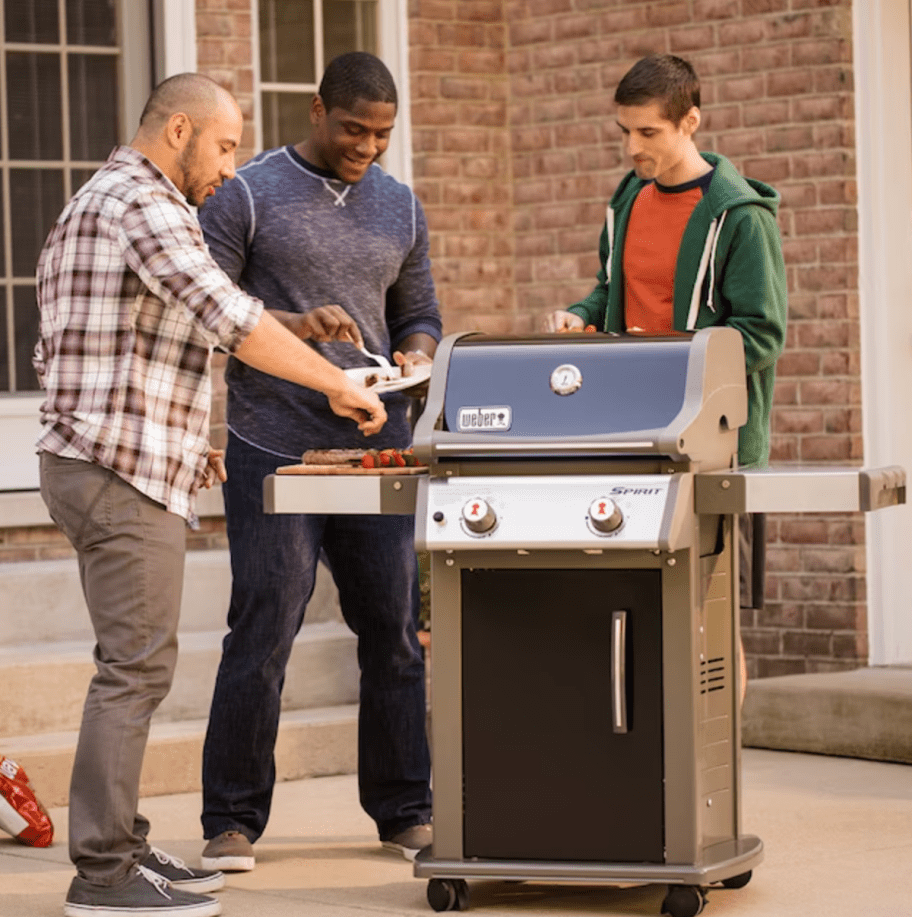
[{"xmin": 264, "ymin": 327, "xmax": 905, "ymax": 917}]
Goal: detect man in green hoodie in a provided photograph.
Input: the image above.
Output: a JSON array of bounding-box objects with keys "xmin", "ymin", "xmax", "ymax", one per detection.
[{"xmin": 545, "ymin": 53, "xmax": 788, "ymax": 696}]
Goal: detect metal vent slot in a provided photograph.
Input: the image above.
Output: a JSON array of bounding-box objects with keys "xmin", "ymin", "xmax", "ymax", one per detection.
[{"xmin": 700, "ymin": 657, "xmax": 727, "ymax": 694}]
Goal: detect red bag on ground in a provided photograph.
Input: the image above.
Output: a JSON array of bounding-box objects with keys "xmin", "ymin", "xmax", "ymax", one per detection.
[{"xmin": 0, "ymin": 756, "xmax": 54, "ymax": 847}]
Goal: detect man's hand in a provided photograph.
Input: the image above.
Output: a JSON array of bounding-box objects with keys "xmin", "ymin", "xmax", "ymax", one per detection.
[
  {"xmin": 202, "ymin": 449, "xmax": 227, "ymax": 488},
  {"xmin": 393, "ymin": 348, "xmax": 432, "ymax": 376},
  {"xmin": 393, "ymin": 348, "xmax": 433, "ymax": 397},
  {"xmin": 542, "ymin": 310, "xmax": 585, "ymax": 332},
  {"xmin": 281, "ymin": 306, "xmax": 364, "ymax": 346},
  {"xmin": 326, "ymin": 380, "xmax": 388, "ymax": 435}
]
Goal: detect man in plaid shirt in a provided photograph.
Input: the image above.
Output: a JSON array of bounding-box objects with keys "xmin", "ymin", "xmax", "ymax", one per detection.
[{"xmin": 34, "ymin": 72, "xmax": 385, "ymax": 917}]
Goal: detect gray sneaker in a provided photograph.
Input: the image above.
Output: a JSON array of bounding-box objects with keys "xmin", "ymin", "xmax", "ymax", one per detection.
[
  {"xmin": 381, "ymin": 823, "xmax": 432, "ymax": 861},
  {"xmin": 64, "ymin": 866, "xmax": 221, "ymax": 916},
  {"xmin": 142, "ymin": 847, "xmax": 225, "ymax": 893},
  {"xmin": 200, "ymin": 830, "xmax": 255, "ymax": 872}
]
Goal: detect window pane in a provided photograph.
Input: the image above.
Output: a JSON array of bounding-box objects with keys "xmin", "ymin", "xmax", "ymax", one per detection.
[
  {"xmin": 259, "ymin": 0, "xmax": 315, "ymax": 84},
  {"xmin": 14, "ymin": 286, "xmax": 40, "ymax": 392},
  {"xmin": 69, "ymin": 54, "xmax": 119, "ymax": 160},
  {"xmin": 71, "ymin": 167, "xmax": 95, "ymax": 193},
  {"xmin": 66, "ymin": 0, "xmax": 118, "ymax": 47},
  {"xmin": 7, "ymin": 52, "xmax": 63, "ymax": 161},
  {"xmin": 261, "ymin": 92, "xmax": 311, "ymax": 150},
  {"xmin": 10, "ymin": 168, "xmax": 64, "ymax": 278},
  {"xmin": 5, "ymin": 0, "xmax": 60, "ymax": 44},
  {"xmin": 323, "ymin": 0, "xmax": 377, "ymax": 64}
]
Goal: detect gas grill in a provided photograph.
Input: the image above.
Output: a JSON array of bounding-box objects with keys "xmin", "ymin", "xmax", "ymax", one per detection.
[{"xmin": 263, "ymin": 327, "xmax": 905, "ymax": 917}]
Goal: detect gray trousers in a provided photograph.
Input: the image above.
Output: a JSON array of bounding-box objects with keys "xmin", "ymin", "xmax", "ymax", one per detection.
[{"xmin": 39, "ymin": 453, "xmax": 186, "ymax": 885}]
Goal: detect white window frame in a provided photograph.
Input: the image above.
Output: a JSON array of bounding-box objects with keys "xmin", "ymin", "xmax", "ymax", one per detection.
[
  {"xmin": 0, "ymin": 0, "xmax": 155, "ymax": 501},
  {"xmin": 251, "ymin": 0, "xmax": 412, "ymax": 186},
  {"xmin": 151, "ymin": 0, "xmax": 198, "ymax": 81}
]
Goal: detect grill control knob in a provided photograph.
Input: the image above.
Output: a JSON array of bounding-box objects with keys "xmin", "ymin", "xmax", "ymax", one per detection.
[
  {"xmin": 462, "ymin": 498, "xmax": 496, "ymax": 534},
  {"xmin": 589, "ymin": 497, "xmax": 623, "ymax": 534}
]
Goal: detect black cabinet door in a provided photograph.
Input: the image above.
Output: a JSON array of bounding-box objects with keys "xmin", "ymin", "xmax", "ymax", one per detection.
[{"xmin": 461, "ymin": 568, "xmax": 664, "ymax": 863}]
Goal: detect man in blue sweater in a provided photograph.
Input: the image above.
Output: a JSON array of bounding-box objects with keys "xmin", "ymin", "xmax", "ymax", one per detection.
[{"xmin": 198, "ymin": 52, "xmax": 440, "ymax": 869}]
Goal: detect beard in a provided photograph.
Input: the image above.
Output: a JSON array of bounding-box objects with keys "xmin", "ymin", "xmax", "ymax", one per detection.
[{"xmin": 176, "ymin": 132, "xmax": 206, "ymax": 207}]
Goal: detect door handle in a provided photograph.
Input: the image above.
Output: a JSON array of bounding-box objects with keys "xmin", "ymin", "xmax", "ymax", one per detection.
[{"xmin": 612, "ymin": 610, "xmax": 628, "ymax": 734}]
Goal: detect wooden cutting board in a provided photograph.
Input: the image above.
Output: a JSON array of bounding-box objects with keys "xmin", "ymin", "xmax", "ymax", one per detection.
[{"xmin": 276, "ymin": 464, "xmax": 428, "ymax": 475}]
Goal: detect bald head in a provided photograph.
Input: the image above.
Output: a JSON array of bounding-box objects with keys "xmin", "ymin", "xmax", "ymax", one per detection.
[
  {"xmin": 131, "ymin": 73, "xmax": 244, "ymax": 208},
  {"xmin": 137, "ymin": 72, "xmax": 239, "ymax": 137}
]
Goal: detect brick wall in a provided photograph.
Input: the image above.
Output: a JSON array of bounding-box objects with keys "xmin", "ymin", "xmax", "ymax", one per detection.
[
  {"xmin": 409, "ymin": 0, "xmax": 864, "ymax": 676},
  {"xmin": 196, "ymin": 0, "xmax": 259, "ymax": 453},
  {"xmin": 408, "ymin": 1, "xmax": 519, "ymax": 333},
  {"xmin": 196, "ymin": 0, "xmax": 258, "ymax": 165}
]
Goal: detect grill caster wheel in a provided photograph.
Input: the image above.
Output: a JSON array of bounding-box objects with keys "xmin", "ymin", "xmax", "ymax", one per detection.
[
  {"xmin": 721, "ymin": 871, "xmax": 752, "ymax": 889},
  {"xmin": 427, "ymin": 878, "xmax": 469, "ymax": 912},
  {"xmin": 661, "ymin": 885, "xmax": 706, "ymax": 917}
]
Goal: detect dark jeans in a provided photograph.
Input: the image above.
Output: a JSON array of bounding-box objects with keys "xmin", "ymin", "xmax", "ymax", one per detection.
[{"xmin": 201, "ymin": 431, "xmax": 431, "ymax": 842}]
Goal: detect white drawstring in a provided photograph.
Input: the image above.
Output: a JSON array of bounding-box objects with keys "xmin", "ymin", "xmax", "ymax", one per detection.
[
  {"xmin": 686, "ymin": 218, "xmax": 716, "ymax": 329},
  {"xmin": 604, "ymin": 206, "xmax": 615, "ymax": 284},
  {"xmin": 706, "ymin": 211, "xmax": 727, "ymax": 313},
  {"xmin": 685, "ymin": 211, "xmax": 728, "ymax": 329}
]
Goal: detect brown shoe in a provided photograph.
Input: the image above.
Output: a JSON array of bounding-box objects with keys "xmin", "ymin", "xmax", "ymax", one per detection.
[
  {"xmin": 200, "ymin": 831, "xmax": 254, "ymax": 872},
  {"xmin": 381, "ymin": 823, "xmax": 432, "ymax": 861}
]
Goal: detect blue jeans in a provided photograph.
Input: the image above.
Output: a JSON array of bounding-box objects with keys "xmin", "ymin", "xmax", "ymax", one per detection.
[{"xmin": 201, "ymin": 431, "xmax": 431, "ymax": 842}]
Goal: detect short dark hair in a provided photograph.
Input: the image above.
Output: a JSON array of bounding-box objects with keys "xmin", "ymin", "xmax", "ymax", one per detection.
[
  {"xmin": 318, "ymin": 51, "xmax": 397, "ymax": 113},
  {"xmin": 614, "ymin": 54, "xmax": 700, "ymax": 124}
]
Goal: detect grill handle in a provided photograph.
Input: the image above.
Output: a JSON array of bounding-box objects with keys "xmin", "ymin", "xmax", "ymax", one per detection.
[{"xmin": 611, "ymin": 610, "xmax": 629, "ymax": 734}]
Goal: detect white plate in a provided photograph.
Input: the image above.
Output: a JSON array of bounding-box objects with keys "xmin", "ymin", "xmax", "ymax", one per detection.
[{"xmin": 344, "ymin": 362, "xmax": 431, "ymax": 394}]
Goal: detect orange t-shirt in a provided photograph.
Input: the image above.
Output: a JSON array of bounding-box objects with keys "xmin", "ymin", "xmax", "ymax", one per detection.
[{"xmin": 623, "ymin": 172, "xmax": 711, "ymax": 334}]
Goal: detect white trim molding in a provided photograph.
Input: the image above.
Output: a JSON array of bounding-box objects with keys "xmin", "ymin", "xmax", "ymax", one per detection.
[
  {"xmin": 380, "ymin": 0, "xmax": 413, "ymax": 187},
  {"xmin": 152, "ymin": 0, "xmax": 198, "ymax": 79},
  {"xmin": 852, "ymin": 0, "xmax": 912, "ymax": 664}
]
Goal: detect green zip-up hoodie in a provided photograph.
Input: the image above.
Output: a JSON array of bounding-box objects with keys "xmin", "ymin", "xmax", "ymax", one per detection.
[{"xmin": 569, "ymin": 152, "xmax": 787, "ymax": 467}]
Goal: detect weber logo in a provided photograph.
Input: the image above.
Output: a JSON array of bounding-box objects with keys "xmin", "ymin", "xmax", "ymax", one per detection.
[
  {"xmin": 610, "ymin": 485, "xmax": 663, "ymax": 496},
  {"xmin": 458, "ymin": 406, "xmax": 512, "ymax": 432}
]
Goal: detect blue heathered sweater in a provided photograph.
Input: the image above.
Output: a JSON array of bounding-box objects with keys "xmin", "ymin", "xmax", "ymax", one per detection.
[{"xmin": 198, "ymin": 145, "xmax": 442, "ymax": 456}]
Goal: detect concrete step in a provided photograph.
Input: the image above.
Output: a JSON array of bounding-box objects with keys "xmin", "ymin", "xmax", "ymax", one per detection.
[
  {"xmin": 742, "ymin": 664, "xmax": 912, "ymax": 764},
  {"xmin": 0, "ymin": 550, "xmax": 342, "ymax": 644},
  {"xmin": 0, "ymin": 621, "xmax": 359, "ymax": 735},
  {"xmin": 3, "ymin": 704, "xmax": 359, "ymax": 809}
]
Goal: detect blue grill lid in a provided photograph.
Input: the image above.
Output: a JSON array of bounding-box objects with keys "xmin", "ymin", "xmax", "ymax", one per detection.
[{"xmin": 442, "ymin": 336, "xmax": 691, "ymax": 437}]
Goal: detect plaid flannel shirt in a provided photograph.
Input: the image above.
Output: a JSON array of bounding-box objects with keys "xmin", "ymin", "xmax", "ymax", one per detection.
[{"xmin": 34, "ymin": 146, "xmax": 263, "ymax": 522}]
